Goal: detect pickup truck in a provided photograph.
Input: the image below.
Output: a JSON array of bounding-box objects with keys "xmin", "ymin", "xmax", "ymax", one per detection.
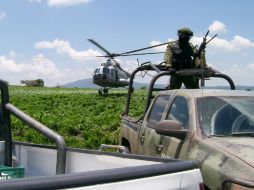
[
  {"xmin": 0, "ymin": 80, "xmax": 204, "ymax": 190},
  {"xmin": 120, "ymin": 64, "xmax": 254, "ymax": 190}
]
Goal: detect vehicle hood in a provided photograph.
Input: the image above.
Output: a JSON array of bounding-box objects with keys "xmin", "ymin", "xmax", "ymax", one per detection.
[{"xmin": 208, "ymin": 136, "xmax": 254, "ymax": 168}]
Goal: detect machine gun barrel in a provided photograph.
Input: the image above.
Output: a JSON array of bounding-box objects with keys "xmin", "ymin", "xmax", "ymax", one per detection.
[
  {"xmin": 195, "ymin": 30, "xmax": 217, "ymax": 57},
  {"xmin": 206, "ymin": 34, "xmax": 217, "ymax": 44}
]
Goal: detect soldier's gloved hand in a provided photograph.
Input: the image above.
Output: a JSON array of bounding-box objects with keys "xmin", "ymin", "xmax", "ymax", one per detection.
[
  {"xmin": 199, "ymin": 43, "xmax": 206, "ymax": 52},
  {"xmin": 165, "ymin": 65, "xmax": 172, "ymax": 70}
]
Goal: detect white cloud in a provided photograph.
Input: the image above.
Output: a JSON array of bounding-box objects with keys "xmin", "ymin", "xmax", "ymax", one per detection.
[
  {"xmin": 28, "ymin": 0, "xmax": 42, "ymax": 3},
  {"xmin": 31, "ymin": 55, "xmax": 64, "ymax": 77},
  {"xmin": 35, "ymin": 39, "xmax": 103, "ymax": 63},
  {"xmin": 0, "ymin": 55, "xmax": 89, "ymax": 86},
  {"xmin": 150, "ymin": 35, "xmax": 254, "ymax": 53},
  {"xmin": 35, "ymin": 39, "xmax": 68, "ymax": 49},
  {"xmin": 191, "ymin": 35, "xmax": 254, "ymax": 52},
  {"xmin": 153, "ymin": 21, "xmax": 254, "ymax": 53},
  {"xmin": 0, "ymin": 12, "xmax": 6, "ymax": 21},
  {"xmin": 47, "ymin": 0, "xmax": 92, "ymax": 6},
  {"xmin": 30, "ymin": 55, "xmax": 91, "ymax": 84},
  {"xmin": 0, "ymin": 56, "xmax": 24, "ymax": 72},
  {"xmin": 28, "ymin": 0, "xmax": 92, "ymax": 7},
  {"xmin": 208, "ymin": 21, "xmax": 227, "ymax": 34},
  {"xmin": 8, "ymin": 51, "xmax": 17, "ymax": 58},
  {"xmin": 149, "ymin": 38, "xmax": 175, "ymax": 52},
  {"xmin": 222, "ymin": 63, "xmax": 254, "ymax": 85},
  {"xmin": 119, "ymin": 59, "xmax": 138, "ymax": 73},
  {"xmin": 0, "ymin": 55, "xmax": 63, "ymax": 76},
  {"xmin": 149, "ymin": 41, "xmax": 168, "ymax": 52},
  {"xmin": 199, "ymin": 62, "xmax": 254, "ymax": 86}
]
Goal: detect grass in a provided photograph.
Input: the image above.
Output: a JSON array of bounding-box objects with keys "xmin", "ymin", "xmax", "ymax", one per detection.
[{"xmin": 8, "ymin": 86, "xmax": 146, "ymax": 149}]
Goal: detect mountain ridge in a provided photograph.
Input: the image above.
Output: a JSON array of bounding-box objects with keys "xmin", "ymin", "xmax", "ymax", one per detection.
[
  {"xmin": 62, "ymin": 78, "xmax": 254, "ymax": 90},
  {"xmin": 62, "ymin": 78, "xmax": 151, "ymax": 89}
]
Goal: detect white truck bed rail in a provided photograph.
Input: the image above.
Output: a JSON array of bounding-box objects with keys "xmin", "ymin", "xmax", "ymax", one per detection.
[{"xmin": 0, "ymin": 141, "xmax": 203, "ymax": 190}]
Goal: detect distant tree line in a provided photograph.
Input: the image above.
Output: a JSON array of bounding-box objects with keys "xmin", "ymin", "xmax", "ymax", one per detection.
[{"xmin": 20, "ymin": 79, "xmax": 44, "ymax": 87}]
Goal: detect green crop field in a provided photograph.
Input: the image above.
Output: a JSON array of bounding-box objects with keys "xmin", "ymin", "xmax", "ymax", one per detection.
[{"xmin": 8, "ymin": 86, "xmax": 147, "ymax": 149}]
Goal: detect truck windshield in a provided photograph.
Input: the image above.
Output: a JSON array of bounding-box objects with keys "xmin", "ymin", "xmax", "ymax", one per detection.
[{"xmin": 197, "ymin": 96, "xmax": 254, "ymax": 136}]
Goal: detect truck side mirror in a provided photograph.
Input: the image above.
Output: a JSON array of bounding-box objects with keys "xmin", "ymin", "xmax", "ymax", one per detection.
[{"xmin": 155, "ymin": 120, "xmax": 187, "ymax": 140}]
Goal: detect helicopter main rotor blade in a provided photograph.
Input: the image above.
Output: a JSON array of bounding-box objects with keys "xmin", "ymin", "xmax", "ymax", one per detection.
[
  {"xmin": 88, "ymin": 39, "xmax": 168, "ymax": 58},
  {"xmin": 119, "ymin": 42, "xmax": 169, "ymax": 55},
  {"xmin": 119, "ymin": 52, "xmax": 165, "ymax": 56},
  {"xmin": 90, "ymin": 52, "xmax": 164, "ymax": 58},
  {"xmin": 87, "ymin": 39, "xmax": 112, "ymax": 56}
]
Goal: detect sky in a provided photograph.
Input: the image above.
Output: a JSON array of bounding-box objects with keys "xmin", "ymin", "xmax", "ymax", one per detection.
[{"xmin": 0, "ymin": 0, "xmax": 254, "ymax": 87}]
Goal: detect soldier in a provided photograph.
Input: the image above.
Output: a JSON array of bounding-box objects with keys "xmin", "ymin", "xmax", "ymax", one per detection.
[{"xmin": 164, "ymin": 27, "xmax": 207, "ymax": 89}]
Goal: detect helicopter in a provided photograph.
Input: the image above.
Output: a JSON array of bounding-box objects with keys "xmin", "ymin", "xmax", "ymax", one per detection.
[{"xmin": 88, "ymin": 39, "xmax": 167, "ymax": 94}]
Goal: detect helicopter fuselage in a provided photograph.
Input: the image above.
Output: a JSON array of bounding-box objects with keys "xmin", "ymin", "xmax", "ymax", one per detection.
[
  {"xmin": 88, "ymin": 38, "xmax": 166, "ymax": 92},
  {"xmin": 93, "ymin": 65, "xmax": 129, "ymax": 88}
]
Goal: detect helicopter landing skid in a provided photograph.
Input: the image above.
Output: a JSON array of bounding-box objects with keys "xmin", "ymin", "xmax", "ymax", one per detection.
[{"xmin": 98, "ymin": 88, "xmax": 109, "ymax": 95}]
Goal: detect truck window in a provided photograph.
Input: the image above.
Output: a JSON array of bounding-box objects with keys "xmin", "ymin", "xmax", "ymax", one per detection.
[
  {"xmin": 166, "ymin": 96, "xmax": 189, "ymax": 129},
  {"xmin": 197, "ymin": 96, "xmax": 254, "ymax": 136},
  {"xmin": 147, "ymin": 95, "xmax": 170, "ymax": 128}
]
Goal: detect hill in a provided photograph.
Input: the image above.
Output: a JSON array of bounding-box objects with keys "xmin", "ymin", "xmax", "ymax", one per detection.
[
  {"xmin": 62, "ymin": 78, "xmax": 152, "ymax": 89},
  {"xmin": 62, "ymin": 78, "xmax": 254, "ymax": 91},
  {"xmin": 205, "ymin": 85, "xmax": 254, "ymax": 91},
  {"xmin": 62, "ymin": 78, "xmax": 97, "ymax": 88}
]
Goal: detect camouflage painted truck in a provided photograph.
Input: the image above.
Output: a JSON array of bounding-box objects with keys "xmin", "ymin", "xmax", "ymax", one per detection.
[
  {"xmin": 119, "ymin": 64, "xmax": 254, "ymax": 190},
  {"xmin": 0, "ymin": 80, "xmax": 204, "ymax": 190}
]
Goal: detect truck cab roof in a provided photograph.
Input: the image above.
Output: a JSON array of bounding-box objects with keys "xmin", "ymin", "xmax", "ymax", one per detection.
[{"xmin": 158, "ymin": 89, "xmax": 254, "ymax": 98}]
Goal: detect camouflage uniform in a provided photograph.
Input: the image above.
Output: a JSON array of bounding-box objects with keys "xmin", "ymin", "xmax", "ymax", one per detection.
[{"xmin": 164, "ymin": 27, "xmax": 206, "ymax": 89}]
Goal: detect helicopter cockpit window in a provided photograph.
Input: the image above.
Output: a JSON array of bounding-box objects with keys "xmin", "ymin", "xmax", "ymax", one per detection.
[
  {"xmin": 103, "ymin": 68, "xmax": 110, "ymax": 74},
  {"xmin": 94, "ymin": 68, "xmax": 99, "ymax": 74}
]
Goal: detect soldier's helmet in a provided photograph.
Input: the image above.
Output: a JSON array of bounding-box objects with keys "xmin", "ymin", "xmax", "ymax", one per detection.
[{"xmin": 177, "ymin": 27, "xmax": 193, "ymax": 37}]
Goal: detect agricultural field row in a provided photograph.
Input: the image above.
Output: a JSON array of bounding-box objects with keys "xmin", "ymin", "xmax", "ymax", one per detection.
[{"xmin": 8, "ymin": 86, "xmax": 146, "ymax": 149}]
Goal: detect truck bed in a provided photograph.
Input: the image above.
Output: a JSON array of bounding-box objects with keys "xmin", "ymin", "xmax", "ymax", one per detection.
[{"xmin": 0, "ymin": 141, "xmax": 203, "ymax": 190}]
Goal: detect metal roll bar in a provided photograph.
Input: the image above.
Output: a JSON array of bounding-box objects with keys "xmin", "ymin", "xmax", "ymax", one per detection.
[
  {"xmin": 0, "ymin": 81, "xmax": 12, "ymax": 167},
  {"xmin": 122, "ymin": 64, "xmax": 236, "ymax": 116},
  {"xmin": 0, "ymin": 80, "xmax": 66, "ymax": 174}
]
